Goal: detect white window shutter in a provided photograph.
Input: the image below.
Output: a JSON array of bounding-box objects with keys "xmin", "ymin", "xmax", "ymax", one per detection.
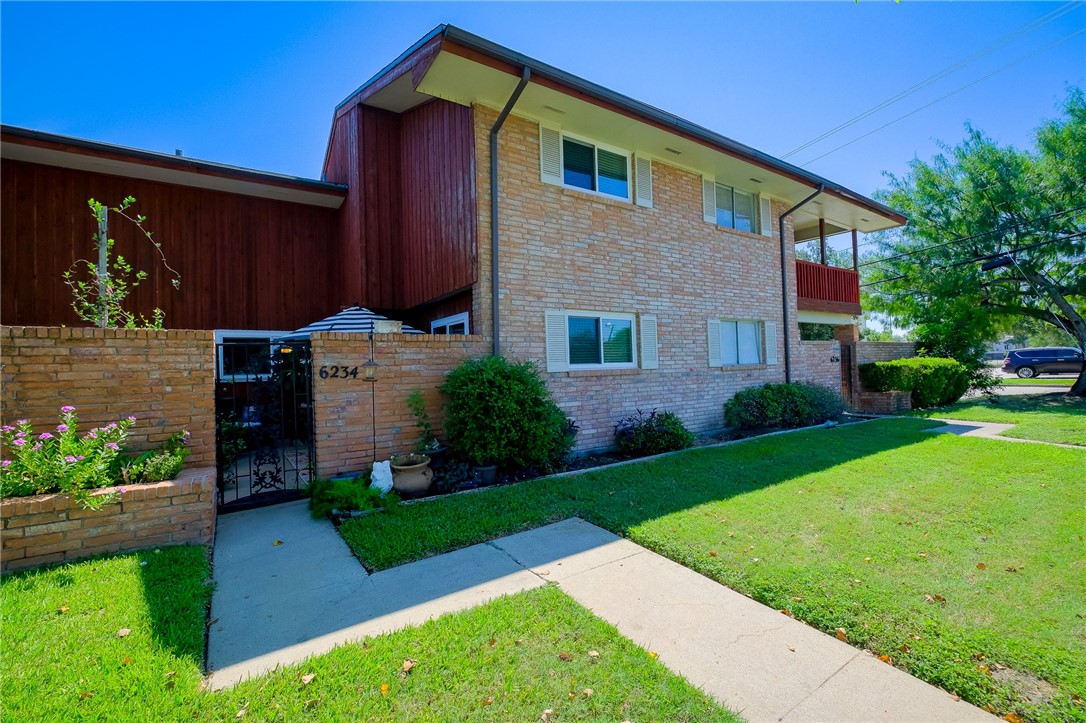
[
  {"xmin": 707, "ymin": 319, "xmax": 722, "ymax": 367},
  {"xmin": 639, "ymin": 315, "xmax": 659, "ymax": 369},
  {"xmin": 702, "ymin": 177, "xmax": 717, "ymax": 223},
  {"xmin": 544, "ymin": 310, "xmax": 569, "ymax": 372},
  {"xmin": 764, "ymin": 320, "xmax": 778, "ymax": 364},
  {"xmin": 539, "ymin": 125, "xmax": 563, "ymax": 186},
  {"xmin": 634, "ymin": 155, "xmax": 653, "ymax": 208},
  {"xmin": 759, "ymin": 195, "xmax": 773, "ymax": 237}
]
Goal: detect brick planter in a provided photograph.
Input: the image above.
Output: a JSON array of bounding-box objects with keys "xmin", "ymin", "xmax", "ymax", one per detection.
[
  {"xmin": 855, "ymin": 391, "xmax": 912, "ymax": 415},
  {"xmin": 1, "ymin": 466, "xmax": 216, "ymax": 574}
]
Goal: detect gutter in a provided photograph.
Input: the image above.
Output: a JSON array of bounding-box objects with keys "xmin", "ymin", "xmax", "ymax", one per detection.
[
  {"xmin": 489, "ymin": 66, "xmax": 531, "ymax": 357},
  {"xmin": 778, "ymin": 184, "xmax": 824, "ymax": 383}
]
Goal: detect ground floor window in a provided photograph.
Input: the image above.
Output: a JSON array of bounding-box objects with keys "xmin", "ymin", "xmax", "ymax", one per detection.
[
  {"xmin": 708, "ymin": 318, "xmax": 777, "ymax": 367},
  {"xmin": 214, "ymin": 330, "xmax": 290, "ymax": 381},
  {"xmin": 431, "ymin": 312, "xmax": 470, "ymax": 335}
]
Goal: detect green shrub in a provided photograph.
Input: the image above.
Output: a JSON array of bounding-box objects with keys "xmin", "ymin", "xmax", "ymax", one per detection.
[
  {"xmin": 858, "ymin": 357, "xmax": 970, "ymax": 408},
  {"xmin": 614, "ymin": 409, "xmax": 695, "ymax": 457},
  {"xmin": 441, "ymin": 356, "xmax": 573, "ymax": 472},
  {"xmin": 120, "ymin": 430, "xmax": 191, "ymax": 484},
  {"xmin": 724, "ymin": 383, "xmax": 846, "ymax": 430},
  {"xmin": 305, "ymin": 473, "xmax": 397, "ymax": 520}
]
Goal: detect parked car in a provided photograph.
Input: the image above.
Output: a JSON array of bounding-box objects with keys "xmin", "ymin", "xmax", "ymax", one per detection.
[{"xmin": 1002, "ymin": 347, "xmax": 1085, "ymax": 378}]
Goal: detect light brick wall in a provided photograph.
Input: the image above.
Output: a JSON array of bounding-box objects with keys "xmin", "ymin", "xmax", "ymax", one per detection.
[
  {"xmin": 856, "ymin": 390, "xmax": 912, "ymax": 415},
  {"xmin": 857, "ymin": 341, "xmax": 917, "ymax": 364},
  {"xmin": 475, "ymin": 108, "xmax": 806, "ymax": 450},
  {"xmin": 1, "ymin": 327, "xmax": 216, "ymax": 466},
  {"xmin": 795, "ymin": 341, "xmax": 842, "ymax": 392},
  {"xmin": 0, "ymin": 467, "xmax": 215, "ymax": 573},
  {"xmin": 310, "ymin": 332, "xmax": 489, "ymax": 477}
]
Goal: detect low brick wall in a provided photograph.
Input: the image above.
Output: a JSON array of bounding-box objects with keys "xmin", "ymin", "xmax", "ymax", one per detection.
[
  {"xmin": 856, "ymin": 391, "xmax": 912, "ymax": 415},
  {"xmin": 0, "ymin": 466, "xmax": 216, "ymax": 574},
  {"xmin": 310, "ymin": 332, "xmax": 490, "ymax": 477},
  {"xmin": 0, "ymin": 327, "xmax": 216, "ymax": 466},
  {"xmin": 857, "ymin": 341, "xmax": 917, "ymax": 364}
]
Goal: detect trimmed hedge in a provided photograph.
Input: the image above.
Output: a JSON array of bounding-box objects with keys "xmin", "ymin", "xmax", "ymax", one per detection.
[
  {"xmin": 441, "ymin": 356, "xmax": 573, "ymax": 472},
  {"xmin": 858, "ymin": 357, "xmax": 970, "ymax": 408},
  {"xmin": 724, "ymin": 383, "xmax": 846, "ymax": 430}
]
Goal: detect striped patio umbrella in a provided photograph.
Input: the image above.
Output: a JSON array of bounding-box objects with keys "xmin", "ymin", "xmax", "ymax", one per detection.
[{"xmin": 277, "ymin": 306, "xmax": 425, "ymax": 342}]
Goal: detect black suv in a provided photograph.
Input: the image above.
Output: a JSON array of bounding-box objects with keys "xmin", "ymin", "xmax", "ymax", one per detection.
[{"xmin": 1003, "ymin": 347, "xmax": 1085, "ymax": 378}]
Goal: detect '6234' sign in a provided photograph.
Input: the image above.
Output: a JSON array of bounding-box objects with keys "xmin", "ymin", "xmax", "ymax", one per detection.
[{"xmin": 318, "ymin": 365, "xmax": 359, "ymax": 380}]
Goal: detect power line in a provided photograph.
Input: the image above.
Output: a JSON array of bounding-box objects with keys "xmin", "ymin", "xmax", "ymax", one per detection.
[
  {"xmin": 858, "ymin": 205, "xmax": 1086, "ymax": 268},
  {"xmin": 796, "ymin": 27, "xmax": 1086, "ymax": 167},
  {"xmin": 781, "ymin": 2, "xmax": 1084, "ymax": 160}
]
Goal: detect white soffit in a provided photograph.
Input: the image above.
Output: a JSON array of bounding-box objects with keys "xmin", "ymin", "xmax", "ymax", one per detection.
[
  {"xmin": 412, "ymin": 50, "xmax": 899, "ymax": 236},
  {"xmin": 1, "ymin": 143, "xmax": 345, "ymax": 209},
  {"xmin": 797, "ymin": 310, "xmax": 859, "ymax": 325}
]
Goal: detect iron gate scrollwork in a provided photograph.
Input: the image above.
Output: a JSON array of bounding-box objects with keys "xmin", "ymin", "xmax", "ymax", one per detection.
[{"xmin": 215, "ymin": 339, "xmax": 314, "ymax": 512}]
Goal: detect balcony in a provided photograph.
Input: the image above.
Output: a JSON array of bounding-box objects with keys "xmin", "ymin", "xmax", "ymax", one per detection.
[{"xmin": 796, "ymin": 259, "xmax": 861, "ymax": 315}]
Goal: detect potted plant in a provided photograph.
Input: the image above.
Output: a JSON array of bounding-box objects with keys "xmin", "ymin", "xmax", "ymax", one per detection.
[
  {"xmin": 406, "ymin": 389, "xmax": 449, "ymax": 470},
  {"xmin": 389, "ymin": 452, "xmax": 433, "ymax": 495}
]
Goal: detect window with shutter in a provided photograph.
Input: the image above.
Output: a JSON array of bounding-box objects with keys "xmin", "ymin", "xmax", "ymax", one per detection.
[
  {"xmin": 710, "ymin": 319, "xmax": 770, "ymax": 366},
  {"xmin": 545, "ymin": 310, "xmax": 638, "ymax": 370},
  {"xmin": 706, "ymin": 181, "xmax": 761, "ymax": 233},
  {"xmin": 538, "ymin": 125, "xmax": 632, "ymax": 202},
  {"xmin": 639, "ymin": 315, "xmax": 659, "ymax": 369}
]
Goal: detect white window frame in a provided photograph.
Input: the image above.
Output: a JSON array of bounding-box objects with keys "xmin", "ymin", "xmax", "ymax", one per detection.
[
  {"xmin": 214, "ymin": 329, "xmax": 291, "ymax": 382},
  {"xmin": 719, "ymin": 319, "xmax": 764, "ymax": 366},
  {"xmin": 430, "ymin": 312, "xmax": 470, "ymax": 335},
  {"xmin": 559, "ymin": 131, "xmax": 633, "ymax": 203},
  {"xmin": 714, "ymin": 182, "xmax": 759, "ymax": 233},
  {"xmin": 560, "ymin": 310, "xmax": 638, "ymax": 370}
]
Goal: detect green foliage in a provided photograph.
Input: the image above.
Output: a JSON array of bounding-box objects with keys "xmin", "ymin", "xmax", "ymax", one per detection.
[
  {"xmin": 62, "ymin": 196, "xmax": 180, "ymax": 329},
  {"xmin": 0, "ymin": 407, "xmax": 134, "ymax": 509},
  {"xmin": 799, "ymin": 322, "xmax": 836, "ymax": 341},
  {"xmin": 865, "ymin": 89, "xmax": 1086, "ymax": 395},
  {"xmin": 305, "ymin": 473, "xmax": 396, "ymax": 519},
  {"xmin": 859, "ymin": 357, "xmax": 971, "ymax": 408},
  {"xmin": 613, "ymin": 409, "xmax": 694, "ymax": 457},
  {"xmin": 121, "ymin": 430, "xmax": 191, "ymax": 484},
  {"xmin": 724, "ymin": 383, "xmax": 846, "ymax": 429},
  {"xmin": 405, "ymin": 388, "xmax": 439, "ymax": 454},
  {"xmin": 441, "ymin": 356, "xmax": 573, "ymax": 471},
  {"xmin": 1004, "ymin": 316, "xmax": 1077, "ymax": 348}
]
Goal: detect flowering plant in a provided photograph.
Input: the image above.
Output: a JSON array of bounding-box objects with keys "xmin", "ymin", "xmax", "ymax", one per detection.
[{"xmin": 1, "ymin": 406, "xmax": 134, "ymax": 509}]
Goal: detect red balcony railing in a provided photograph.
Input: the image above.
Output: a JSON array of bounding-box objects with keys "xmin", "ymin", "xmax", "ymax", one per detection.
[{"xmin": 795, "ymin": 259, "xmax": 861, "ymax": 314}]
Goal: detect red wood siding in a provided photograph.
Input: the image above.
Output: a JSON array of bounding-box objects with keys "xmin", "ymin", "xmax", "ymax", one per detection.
[
  {"xmin": 1, "ymin": 160, "xmax": 341, "ymax": 330},
  {"xmin": 400, "ymin": 101, "xmax": 476, "ymax": 309},
  {"xmin": 324, "ymin": 99, "xmax": 476, "ymax": 311},
  {"xmin": 795, "ymin": 259, "xmax": 862, "ymax": 315}
]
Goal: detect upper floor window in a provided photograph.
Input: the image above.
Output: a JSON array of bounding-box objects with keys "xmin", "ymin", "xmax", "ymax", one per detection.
[
  {"xmin": 715, "ymin": 183, "xmax": 757, "ymax": 233},
  {"xmin": 562, "ymin": 137, "xmax": 629, "ymax": 200}
]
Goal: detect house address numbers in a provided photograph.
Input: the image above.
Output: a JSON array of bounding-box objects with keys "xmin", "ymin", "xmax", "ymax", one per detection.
[{"xmin": 318, "ymin": 365, "xmax": 359, "ymax": 380}]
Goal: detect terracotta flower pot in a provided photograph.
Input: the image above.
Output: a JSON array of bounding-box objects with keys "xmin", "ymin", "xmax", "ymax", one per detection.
[{"xmin": 390, "ymin": 454, "xmax": 433, "ymax": 494}]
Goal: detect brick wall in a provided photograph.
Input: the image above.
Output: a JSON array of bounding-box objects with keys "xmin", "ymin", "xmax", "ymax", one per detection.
[
  {"xmin": 310, "ymin": 332, "xmax": 489, "ymax": 477},
  {"xmin": 1, "ymin": 327, "xmax": 216, "ymax": 466},
  {"xmin": 856, "ymin": 390, "xmax": 912, "ymax": 415},
  {"xmin": 795, "ymin": 341, "xmax": 843, "ymax": 392},
  {"xmin": 0, "ymin": 467, "xmax": 215, "ymax": 573},
  {"xmin": 474, "ymin": 108, "xmax": 806, "ymax": 450},
  {"xmin": 857, "ymin": 341, "xmax": 917, "ymax": 364}
]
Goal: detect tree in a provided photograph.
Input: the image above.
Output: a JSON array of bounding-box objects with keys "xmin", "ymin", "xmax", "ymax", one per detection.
[{"xmin": 865, "ymin": 88, "xmax": 1086, "ymax": 395}]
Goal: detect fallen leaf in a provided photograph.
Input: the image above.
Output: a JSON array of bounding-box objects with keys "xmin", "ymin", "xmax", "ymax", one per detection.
[
  {"xmin": 568, "ymin": 692, "xmax": 577, "ymax": 700},
  {"xmin": 924, "ymin": 594, "xmax": 946, "ymax": 605},
  {"xmin": 951, "ymin": 694, "xmax": 960, "ymax": 701},
  {"xmin": 912, "ymin": 634, "xmax": 922, "ymax": 641},
  {"xmin": 1006, "ymin": 566, "xmax": 1018, "ymax": 573},
  {"xmin": 972, "ymin": 653, "xmax": 986, "ymax": 662},
  {"xmin": 541, "ymin": 709, "xmax": 554, "ymax": 721},
  {"xmin": 588, "ymin": 650, "xmax": 599, "ymax": 659},
  {"xmin": 380, "ymin": 683, "xmax": 389, "ymax": 696},
  {"xmin": 301, "ymin": 673, "xmax": 316, "ymax": 686},
  {"xmin": 779, "ymin": 609, "xmax": 793, "ymax": 617},
  {"xmin": 976, "ymin": 563, "xmax": 987, "ymax": 570},
  {"xmin": 877, "ymin": 654, "xmax": 893, "ymax": 665},
  {"xmin": 709, "ymin": 551, "xmax": 718, "ymax": 557},
  {"xmin": 864, "ymin": 556, "xmax": 872, "ymax": 562},
  {"xmin": 835, "ymin": 628, "xmax": 848, "ymax": 642},
  {"xmin": 918, "ymin": 552, "xmax": 928, "ymax": 558},
  {"xmin": 80, "ymin": 692, "xmax": 94, "ymax": 700},
  {"xmin": 649, "ymin": 651, "xmax": 659, "ymax": 660},
  {"xmin": 402, "ymin": 659, "xmax": 416, "ymax": 674},
  {"xmin": 1004, "ymin": 714, "xmax": 1025, "ymax": 723},
  {"xmin": 583, "ymin": 688, "xmax": 594, "ymax": 697},
  {"xmin": 117, "ymin": 628, "xmax": 131, "ymax": 638},
  {"xmin": 983, "ymin": 704, "xmax": 998, "ymax": 714},
  {"xmin": 787, "ymin": 645, "xmax": 796, "ymax": 652},
  {"xmin": 58, "ymin": 605, "xmax": 70, "ymax": 614},
  {"xmin": 898, "ymin": 644, "xmax": 912, "ymax": 653},
  {"xmin": 558, "ymin": 652, "xmax": 573, "ymax": 662},
  {"xmin": 122, "ymin": 656, "xmax": 133, "ymax": 665},
  {"xmin": 752, "ymin": 558, "xmax": 760, "ymax": 563},
  {"xmin": 977, "ymin": 665, "xmax": 991, "ymax": 676},
  {"xmin": 272, "ymin": 540, "xmax": 283, "ymax": 546},
  {"xmin": 235, "ymin": 704, "xmax": 248, "ymax": 719},
  {"xmin": 482, "ymin": 696, "xmax": 494, "ymax": 707},
  {"xmin": 488, "ymin": 637, "xmax": 497, "ymax": 647}
]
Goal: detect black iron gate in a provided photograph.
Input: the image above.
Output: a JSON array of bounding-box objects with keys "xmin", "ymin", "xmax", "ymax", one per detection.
[{"xmin": 214, "ymin": 339, "xmax": 314, "ymax": 513}]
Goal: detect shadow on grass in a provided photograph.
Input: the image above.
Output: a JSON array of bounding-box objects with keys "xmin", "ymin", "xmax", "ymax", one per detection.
[
  {"xmin": 916, "ymin": 392, "xmax": 1086, "ymax": 417},
  {"xmin": 136, "ymin": 545, "xmax": 213, "ymax": 666},
  {"xmin": 339, "ymin": 417, "xmax": 945, "ymax": 571}
]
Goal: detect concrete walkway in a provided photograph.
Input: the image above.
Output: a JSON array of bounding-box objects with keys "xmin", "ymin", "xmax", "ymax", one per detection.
[
  {"xmin": 924, "ymin": 418, "xmax": 1082, "ymax": 449},
  {"xmin": 208, "ymin": 505, "xmax": 991, "ymax": 722}
]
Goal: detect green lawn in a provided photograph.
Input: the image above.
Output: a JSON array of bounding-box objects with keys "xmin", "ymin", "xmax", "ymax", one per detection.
[
  {"xmin": 1, "ymin": 549, "xmax": 737, "ymax": 722},
  {"xmin": 998, "ymin": 378, "xmax": 1074, "ymax": 387},
  {"xmin": 910, "ymin": 392, "xmax": 1086, "ymax": 446},
  {"xmin": 339, "ymin": 419, "xmax": 1086, "ymax": 722}
]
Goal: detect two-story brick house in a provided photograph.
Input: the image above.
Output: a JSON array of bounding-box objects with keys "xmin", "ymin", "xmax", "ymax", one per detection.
[{"xmin": 1, "ymin": 24, "xmax": 905, "ymax": 451}]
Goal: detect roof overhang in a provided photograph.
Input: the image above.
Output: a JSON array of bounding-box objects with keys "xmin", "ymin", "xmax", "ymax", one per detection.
[
  {"xmin": 336, "ymin": 25, "xmax": 905, "ymax": 239},
  {"xmin": 2, "ymin": 126, "xmax": 347, "ymax": 209}
]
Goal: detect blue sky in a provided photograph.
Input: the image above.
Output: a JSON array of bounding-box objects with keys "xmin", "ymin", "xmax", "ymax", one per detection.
[{"xmin": 2, "ymin": 1, "xmax": 1083, "ymax": 240}]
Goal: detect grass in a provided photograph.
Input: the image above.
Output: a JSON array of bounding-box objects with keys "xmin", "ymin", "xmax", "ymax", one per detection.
[
  {"xmin": 909, "ymin": 392, "xmax": 1086, "ymax": 446},
  {"xmin": 338, "ymin": 419, "xmax": 1086, "ymax": 722},
  {"xmin": 1, "ymin": 550, "xmax": 738, "ymax": 722},
  {"xmin": 998, "ymin": 378, "xmax": 1074, "ymax": 387}
]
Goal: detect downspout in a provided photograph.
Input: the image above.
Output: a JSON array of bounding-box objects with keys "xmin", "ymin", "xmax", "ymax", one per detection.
[
  {"xmin": 778, "ymin": 183, "xmax": 824, "ymax": 383},
  {"xmin": 489, "ymin": 66, "xmax": 531, "ymax": 357}
]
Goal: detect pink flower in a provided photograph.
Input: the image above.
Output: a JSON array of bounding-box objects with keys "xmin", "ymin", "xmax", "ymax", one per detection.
[
  {"xmin": 1, "ymin": 425, "xmax": 13, "ymax": 432},
  {"xmin": 56, "ymin": 424, "xmax": 69, "ymax": 433},
  {"xmin": 64, "ymin": 455, "xmax": 77, "ymax": 463},
  {"xmin": 38, "ymin": 432, "xmax": 54, "ymax": 440},
  {"xmin": 32, "ymin": 443, "xmax": 42, "ymax": 451},
  {"xmin": 105, "ymin": 442, "xmax": 120, "ymax": 451},
  {"xmin": 14, "ymin": 431, "xmax": 26, "ymax": 439},
  {"xmin": 126, "ymin": 416, "xmax": 136, "ymax": 423},
  {"xmin": 87, "ymin": 431, "xmax": 98, "ymax": 439},
  {"xmin": 1, "ymin": 460, "xmax": 10, "ymax": 467},
  {"xmin": 16, "ymin": 420, "xmax": 27, "ymax": 425},
  {"xmin": 61, "ymin": 406, "xmax": 75, "ymax": 413},
  {"xmin": 12, "ymin": 439, "xmax": 26, "ymax": 447},
  {"xmin": 76, "ymin": 455, "xmax": 85, "ymax": 461}
]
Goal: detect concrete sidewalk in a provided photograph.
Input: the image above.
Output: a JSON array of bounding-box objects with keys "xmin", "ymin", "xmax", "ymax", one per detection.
[{"xmin": 207, "ymin": 506, "xmax": 991, "ymax": 722}]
